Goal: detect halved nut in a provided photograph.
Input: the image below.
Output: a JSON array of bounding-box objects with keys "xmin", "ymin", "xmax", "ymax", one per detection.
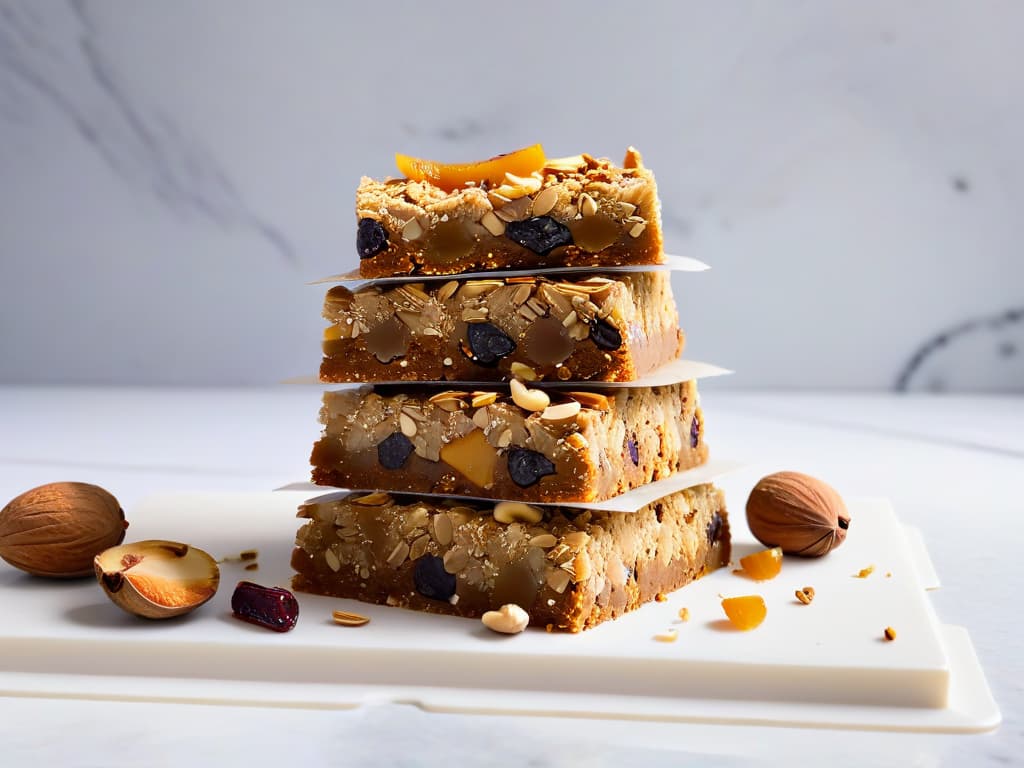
[
  {"xmin": 94, "ymin": 540, "xmax": 219, "ymax": 619},
  {"xmin": 510, "ymin": 378, "xmax": 549, "ymax": 412}
]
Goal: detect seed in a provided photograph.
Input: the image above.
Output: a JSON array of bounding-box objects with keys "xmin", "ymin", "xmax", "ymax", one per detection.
[
  {"xmin": 532, "ymin": 186, "xmax": 558, "ymax": 216},
  {"xmin": 480, "ymin": 211, "xmax": 506, "ymax": 236},
  {"xmin": 795, "ymin": 586, "xmax": 815, "ymax": 605},
  {"xmin": 332, "ymin": 609, "xmax": 370, "ymax": 627},
  {"xmin": 231, "ymin": 581, "xmax": 299, "ymax": 632},
  {"xmin": 399, "ymin": 413, "xmax": 418, "ymax": 437},
  {"xmin": 883, "ymin": 626, "xmax": 897, "ymax": 641}
]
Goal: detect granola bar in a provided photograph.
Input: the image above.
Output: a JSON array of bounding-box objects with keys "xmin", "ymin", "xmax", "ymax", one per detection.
[
  {"xmin": 291, "ymin": 485, "xmax": 730, "ymax": 632},
  {"xmin": 310, "ymin": 380, "xmax": 707, "ymax": 503},
  {"xmin": 355, "ymin": 148, "xmax": 663, "ymax": 277},
  {"xmin": 320, "ymin": 271, "xmax": 683, "ymax": 383}
]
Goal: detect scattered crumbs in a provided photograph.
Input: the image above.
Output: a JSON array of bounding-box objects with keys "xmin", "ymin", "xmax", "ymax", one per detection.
[
  {"xmin": 654, "ymin": 628, "xmax": 678, "ymax": 643},
  {"xmin": 731, "ymin": 568, "xmax": 745, "ymax": 576},
  {"xmin": 677, "ymin": 607, "xmax": 690, "ymax": 622},
  {"xmin": 240, "ymin": 549, "xmax": 258, "ymax": 561},
  {"xmin": 884, "ymin": 626, "xmax": 897, "ymax": 642},
  {"xmin": 443, "ymin": 357, "xmax": 453, "ymax": 366},
  {"xmin": 655, "ymin": 592, "xmax": 668, "ymax": 603},
  {"xmin": 951, "ymin": 175, "xmax": 970, "ymax": 194},
  {"xmin": 795, "ymin": 586, "xmax": 815, "ymax": 605},
  {"xmin": 854, "ymin": 565, "xmax": 875, "ymax": 579},
  {"xmin": 244, "ymin": 563, "xmax": 259, "ymax": 571},
  {"xmin": 885, "ymin": 571, "xmax": 893, "ymax": 578},
  {"xmin": 545, "ymin": 624, "xmax": 554, "ymax": 633}
]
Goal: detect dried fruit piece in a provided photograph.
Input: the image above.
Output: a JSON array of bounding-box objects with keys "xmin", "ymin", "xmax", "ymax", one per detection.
[
  {"xmin": 505, "ymin": 216, "xmax": 573, "ymax": 255},
  {"xmin": 413, "ymin": 554, "xmax": 456, "ymax": 601},
  {"xmin": 95, "ymin": 540, "xmax": 219, "ymax": 619},
  {"xmin": 395, "ymin": 144, "xmax": 545, "ymax": 191},
  {"xmin": 795, "ymin": 586, "xmax": 815, "ymax": 605},
  {"xmin": 627, "ymin": 434, "xmax": 639, "ymax": 466},
  {"xmin": 589, "ymin": 318, "xmax": 622, "ymax": 351},
  {"xmin": 690, "ymin": 413, "xmax": 700, "ymax": 448},
  {"xmin": 745, "ymin": 471, "xmax": 850, "ymax": 557},
  {"xmin": 1, "ymin": 482, "xmax": 128, "ymax": 578},
  {"xmin": 466, "ymin": 322, "xmax": 516, "ymax": 365},
  {"xmin": 706, "ymin": 512, "xmax": 723, "ymax": 544},
  {"xmin": 738, "ymin": 547, "xmax": 783, "ymax": 581},
  {"xmin": 482, "ymin": 603, "xmax": 530, "ymax": 634},
  {"xmin": 507, "ymin": 448, "xmax": 556, "ymax": 488},
  {"xmin": 439, "ymin": 429, "xmax": 497, "ymax": 488},
  {"xmin": 231, "ymin": 581, "xmax": 299, "ymax": 632},
  {"xmin": 377, "ymin": 432, "xmax": 415, "ymax": 470},
  {"xmin": 721, "ymin": 595, "xmax": 767, "ymax": 631},
  {"xmin": 356, "ymin": 218, "xmax": 388, "ymax": 259}
]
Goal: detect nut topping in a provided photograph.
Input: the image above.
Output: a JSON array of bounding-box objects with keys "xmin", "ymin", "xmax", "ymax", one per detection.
[
  {"xmin": 493, "ymin": 501, "xmax": 544, "ymax": 525},
  {"xmin": 481, "ymin": 603, "xmax": 530, "ymax": 634},
  {"xmin": 510, "ymin": 378, "xmax": 550, "ymax": 412}
]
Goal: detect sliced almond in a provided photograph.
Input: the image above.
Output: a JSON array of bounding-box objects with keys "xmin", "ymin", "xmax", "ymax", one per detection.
[
  {"xmin": 540, "ymin": 401, "xmax": 581, "ymax": 424},
  {"xmin": 386, "ymin": 540, "xmax": 410, "ymax": 568},
  {"xmin": 352, "ymin": 492, "xmax": 393, "ymax": 506},
  {"xmin": 399, "ymin": 413, "xmax": 418, "ymax": 437},
  {"xmin": 532, "ymin": 186, "xmax": 559, "ymax": 216},
  {"xmin": 471, "ymin": 391, "xmax": 499, "ymax": 408},
  {"xmin": 479, "ymin": 211, "xmax": 506, "ymax": 236},
  {"xmin": 510, "ymin": 362, "xmax": 538, "ymax": 381},
  {"xmin": 437, "ymin": 280, "xmax": 460, "ymax": 302}
]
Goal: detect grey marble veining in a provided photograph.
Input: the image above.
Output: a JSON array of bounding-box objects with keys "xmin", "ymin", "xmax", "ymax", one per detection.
[{"xmin": 0, "ymin": 0, "xmax": 1021, "ymax": 389}]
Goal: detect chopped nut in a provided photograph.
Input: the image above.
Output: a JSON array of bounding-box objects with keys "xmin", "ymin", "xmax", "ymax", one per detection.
[
  {"xmin": 510, "ymin": 362, "xmax": 538, "ymax": 381},
  {"xmin": 332, "ymin": 609, "xmax": 370, "ymax": 627},
  {"xmin": 494, "ymin": 501, "xmax": 544, "ymax": 525},
  {"xmin": 562, "ymin": 311, "xmax": 578, "ymax": 328},
  {"xmin": 442, "ymin": 357, "xmax": 453, "ymax": 366},
  {"xmin": 399, "ymin": 413, "xmax": 418, "ymax": 438},
  {"xmin": 529, "ymin": 533, "xmax": 558, "ymax": 549},
  {"xmin": 655, "ymin": 592, "xmax": 668, "ymax": 603},
  {"xmin": 628, "ymin": 221, "xmax": 647, "ymax": 238},
  {"xmin": 510, "ymin": 378, "xmax": 550, "ymax": 412},
  {"xmin": 468, "ymin": 392, "xmax": 496, "ymax": 408},
  {"xmin": 496, "ymin": 428, "xmax": 513, "ymax": 448},
  {"xmin": 578, "ymin": 193, "xmax": 598, "ymax": 217},
  {"xmin": 352, "ymin": 492, "xmax": 392, "ymax": 506},
  {"xmin": 884, "ymin": 626, "xmax": 897, "ymax": 641},
  {"xmin": 546, "ymin": 568, "xmax": 571, "ymax": 593},
  {"xmin": 532, "ymin": 185, "xmax": 558, "ymax": 216},
  {"xmin": 386, "ymin": 541, "xmax": 410, "ymax": 568},
  {"xmin": 540, "ymin": 401, "xmax": 581, "ymax": 424},
  {"xmin": 481, "ymin": 603, "xmax": 529, "ymax": 634},
  {"xmin": 472, "ymin": 407, "xmax": 490, "ymax": 429},
  {"xmin": 678, "ymin": 607, "xmax": 690, "ymax": 622},
  {"xmin": 480, "ymin": 210, "xmax": 506, "ymax": 236},
  {"xmin": 616, "ymin": 201, "xmax": 637, "ymax": 218},
  {"xmin": 654, "ymin": 628, "xmax": 678, "ymax": 643},
  {"xmin": 565, "ymin": 391, "xmax": 610, "ymax": 411},
  {"xmin": 795, "ymin": 586, "xmax": 815, "ymax": 605},
  {"xmin": 401, "ymin": 217, "xmax": 424, "ymax": 241},
  {"xmin": 437, "ymin": 280, "xmax": 459, "ymax": 302},
  {"xmin": 543, "ymin": 155, "xmax": 586, "ymax": 173}
]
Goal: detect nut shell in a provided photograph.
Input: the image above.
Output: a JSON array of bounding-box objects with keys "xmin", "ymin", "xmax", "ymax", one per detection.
[
  {"xmin": 745, "ymin": 471, "xmax": 850, "ymax": 557},
  {"xmin": 0, "ymin": 482, "xmax": 128, "ymax": 578}
]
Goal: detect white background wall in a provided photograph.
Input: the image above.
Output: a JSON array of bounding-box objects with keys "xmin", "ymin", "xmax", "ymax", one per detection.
[{"xmin": 0, "ymin": 0, "xmax": 1021, "ymax": 391}]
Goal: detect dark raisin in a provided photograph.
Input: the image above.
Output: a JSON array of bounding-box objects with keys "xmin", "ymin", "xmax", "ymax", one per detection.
[
  {"xmin": 507, "ymin": 448, "xmax": 556, "ymax": 488},
  {"xmin": 706, "ymin": 512, "xmax": 723, "ymax": 544},
  {"xmin": 413, "ymin": 554, "xmax": 456, "ymax": 601},
  {"xmin": 231, "ymin": 581, "xmax": 299, "ymax": 632},
  {"xmin": 590, "ymin": 318, "xmax": 622, "ymax": 351},
  {"xmin": 466, "ymin": 322, "xmax": 516, "ymax": 365},
  {"xmin": 356, "ymin": 218, "xmax": 388, "ymax": 259},
  {"xmin": 628, "ymin": 434, "xmax": 639, "ymax": 466},
  {"xmin": 377, "ymin": 432, "xmax": 414, "ymax": 469},
  {"xmin": 690, "ymin": 413, "xmax": 700, "ymax": 448},
  {"xmin": 505, "ymin": 216, "xmax": 573, "ymax": 255}
]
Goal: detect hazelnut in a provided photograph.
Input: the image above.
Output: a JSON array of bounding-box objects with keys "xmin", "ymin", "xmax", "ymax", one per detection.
[
  {"xmin": 95, "ymin": 540, "xmax": 219, "ymax": 619},
  {"xmin": 0, "ymin": 482, "xmax": 128, "ymax": 578},
  {"xmin": 745, "ymin": 471, "xmax": 850, "ymax": 557}
]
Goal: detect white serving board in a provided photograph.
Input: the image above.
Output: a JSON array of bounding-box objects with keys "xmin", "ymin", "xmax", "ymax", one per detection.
[{"xmin": 0, "ymin": 494, "xmax": 999, "ymax": 732}]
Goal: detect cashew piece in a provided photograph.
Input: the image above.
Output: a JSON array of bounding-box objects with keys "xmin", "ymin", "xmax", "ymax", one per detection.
[{"xmin": 482, "ymin": 603, "xmax": 530, "ymax": 634}]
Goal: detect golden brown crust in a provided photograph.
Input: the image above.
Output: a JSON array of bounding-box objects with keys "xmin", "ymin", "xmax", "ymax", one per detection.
[
  {"xmin": 355, "ymin": 151, "xmax": 664, "ymax": 277},
  {"xmin": 319, "ymin": 272, "xmax": 683, "ymax": 383},
  {"xmin": 290, "ymin": 484, "xmax": 730, "ymax": 632}
]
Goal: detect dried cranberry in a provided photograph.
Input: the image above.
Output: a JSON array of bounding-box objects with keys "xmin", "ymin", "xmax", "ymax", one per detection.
[
  {"xmin": 357, "ymin": 218, "xmax": 388, "ymax": 259},
  {"xmin": 505, "ymin": 216, "xmax": 573, "ymax": 255},
  {"xmin": 690, "ymin": 413, "xmax": 700, "ymax": 448},
  {"xmin": 231, "ymin": 581, "xmax": 299, "ymax": 632},
  {"xmin": 507, "ymin": 448, "xmax": 556, "ymax": 487},
  {"xmin": 466, "ymin": 322, "xmax": 516, "ymax": 365},
  {"xmin": 413, "ymin": 554, "xmax": 456, "ymax": 601},
  {"xmin": 590, "ymin": 318, "xmax": 622, "ymax": 351},
  {"xmin": 706, "ymin": 512, "xmax": 723, "ymax": 544},
  {"xmin": 378, "ymin": 432, "xmax": 414, "ymax": 469},
  {"xmin": 628, "ymin": 434, "xmax": 639, "ymax": 466}
]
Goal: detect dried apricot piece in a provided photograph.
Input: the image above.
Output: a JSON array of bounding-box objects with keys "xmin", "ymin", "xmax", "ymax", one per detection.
[
  {"xmin": 721, "ymin": 595, "xmax": 767, "ymax": 630},
  {"xmin": 396, "ymin": 144, "xmax": 546, "ymax": 191},
  {"xmin": 739, "ymin": 547, "xmax": 783, "ymax": 581}
]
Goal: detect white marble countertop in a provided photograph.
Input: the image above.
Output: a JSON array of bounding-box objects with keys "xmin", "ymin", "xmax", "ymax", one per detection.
[{"xmin": 0, "ymin": 387, "xmax": 1019, "ymax": 767}]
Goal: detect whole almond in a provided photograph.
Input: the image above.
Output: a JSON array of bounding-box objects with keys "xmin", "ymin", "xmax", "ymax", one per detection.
[
  {"xmin": 0, "ymin": 482, "xmax": 128, "ymax": 578},
  {"xmin": 745, "ymin": 472, "xmax": 850, "ymax": 557}
]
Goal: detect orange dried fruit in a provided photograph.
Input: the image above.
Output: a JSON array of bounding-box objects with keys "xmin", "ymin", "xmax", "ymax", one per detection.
[
  {"xmin": 395, "ymin": 144, "xmax": 546, "ymax": 192},
  {"xmin": 721, "ymin": 595, "xmax": 767, "ymax": 630},
  {"xmin": 738, "ymin": 547, "xmax": 783, "ymax": 581}
]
